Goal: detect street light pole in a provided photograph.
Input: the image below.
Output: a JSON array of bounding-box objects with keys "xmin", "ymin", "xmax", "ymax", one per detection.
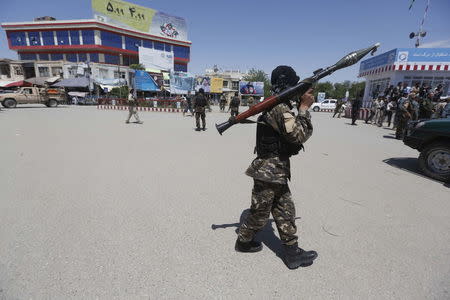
[{"xmin": 118, "ymin": 53, "xmax": 122, "ymax": 100}]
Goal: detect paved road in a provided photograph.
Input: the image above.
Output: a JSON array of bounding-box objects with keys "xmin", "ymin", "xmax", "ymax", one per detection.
[{"xmin": 0, "ymin": 105, "xmax": 449, "ymax": 299}]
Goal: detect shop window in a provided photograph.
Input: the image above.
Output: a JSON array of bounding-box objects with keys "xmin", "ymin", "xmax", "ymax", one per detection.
[
  {"xmin": 28, "ymin": 31, "xmax": 41, "ymax": 46},
  {"xmin": 223, "ymin": 81, "xmax": 228, "ymax": 88},
  {"xmin": 66, "ymin": 53, "xmax": 77, "ymax": 62},
  {"xmin": 105, "ymin": 54, "xmax": 119, "ymax": 64},
  {"xmin": 39, "ymin": 53, "xmax": 49, "ymax": 61},
  {"xmin": 0, "ymin": 65, "xmax": 11, "ymax": 78},
  {"xmin": 143, "ymin": 40, "xmax": 152, "ymax": 48},
  {"xmin": 173, "ymin": 46, "xmax": 189, "ymax": 59},
  {"xmin": 232, "ymin": 81, "xmax": 239, "ymax": 90},
  {"xmin": 41, "ymin": 31, "xmax": 54, "ymax": 46},
  {"xmin": 81, "ymin": 30, "xmax": 95, "ymax": 45},
  {"xmin": 51, "ymin": 67, "xmax": 62, "ymax": 77},
  {"xmin": 78, "ymin": 53, "xmax": 87, "ymax": 62},
  {"xmin": 70, "ymin": 30, "xmax": 80, "ymax": 45},
  {"xmin": 20, "ymin": 53, "xmax": 37, "ymax": 60},
  {"xmin": 154, "ymin": 42, "xmax": 164, "ymax": 51},
  {"xmin": 38, "ymin": 66, "xmax": 50, "ymax": 77},
  {"xmin": 8, "ymin": 32, "xmax": 26, "ymax": 46},
  {"xmin": 114, "ymin": 71, "xmax": 126, "ymax": 79},
  {"xmin": 13, "ymin": 66, "xmax": 23, "ymax": 76},
  {"xmin": 89, "ymin": 53, "xmax": 99, "ymax": 63},
  {"xmin": 174, "ymin": 63, "xmax": 187, "ymax": 72},
  {"xmin": 56, "ymin": 30, "xmax": 69, "ymax": 45},
  {"xmin": 101, "ymin": 31, "xmax": 122, "ymax": 48},
  {"xmin": 50, "ymin": 53, "xmax": 63, "ymax": 61},
  {"xmin": 125, "ymin": 36, "xmax": 139, "ymax": 51}
]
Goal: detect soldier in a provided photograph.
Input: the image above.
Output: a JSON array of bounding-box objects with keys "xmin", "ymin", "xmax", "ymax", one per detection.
[
  {"xmin": 228, "ymin": 92, "xmax": 241, "ymax": 117},
  {"xmin": 395, "ymin": 93, "xmax": 413, "ymax": 139},
  {"xmin": 194, "ymin": 88, "xmax": 207, "ymax": 131},
  {"xmin": 332, "ymin": 98, "xmax": 344, "ymax": 118},
  {"xmin": 125, "ymin": 89, "xmax": 143, "ymax": 124},
  {"xmin": 219, "ymin": 94, "xmax": 227, "ymax": 112},
  {"xmin": 351, "ymin": 94, "xmax": 362, "ymax": 125},
  {"xmin": 236, "ymin": 65, "xmax": 318, "ymax": 270},
  {"xmin": 247, "ymin": 96, "xmax": 255, "ymax": 108},
  {"xmin": 419, "ymin": 92, "xmax": 434, "ymax": 119}
]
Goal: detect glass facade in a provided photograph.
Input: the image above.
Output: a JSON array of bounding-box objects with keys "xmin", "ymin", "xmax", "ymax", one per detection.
[
  {"xmin": 104, "ymin": 54, "xmax": 119, "ymax": 64},
  {"xmin": 173, "ymin": 46, "xmax": 189, "ymax": 59},
  {"xmin": 66, "ymin": 53, "xmax": 77, "ymax": 62},
  {"xmin": 89, "ymin": 53, "xmax": 99, "ymax": 63},
  {"xmin": 70, "ymin": 30, "xmax": 80, "ymax": 45},
  {"xmin": 28, "ymin": 31, "xmax": 41, "ymax": 46},
  {"xmin": 101, "ymin": 31, "xmax": 122, "ymax": 48},
  {"xmin": 154, "ymin": 42, "xmax": 164, "ymax": 51},
  {"xmin": 174, "ymin": 63, "xmax": 187, "ymax": 72},
  {"xmin": 19, "ymin": 53, "xmax": 37, "ymax": 60},
  {"xmin": 81, "ymin": 30, "xmax": 95, "ymax": 45},
  {"xmin": 39, "ymin": 53, "xmax": 49, "ymax": 61},
  {"xmin": 41, "ymin": 31, "xmax": 54, "ymax": 46},
  {"xmin": 143, "ymin": 39, "xmax": 152, "ymax": 48},
  {"xmin": 8, "ymin": 32, "xmax": 26, "ymax": 46},
  {"xmin": 125, "ymin": 36, "xmax": 139, "ymax": 51},
  {"xmin": 78, "ymin": 53, "xmax": 87, "ymax": 62},
  {"xmin": 50, "ymin": 53, "xmax": 63, "ymax": 60},
  {"xmin": 56, "ymin": 30, "xmax": 69, "ymax": 45}
]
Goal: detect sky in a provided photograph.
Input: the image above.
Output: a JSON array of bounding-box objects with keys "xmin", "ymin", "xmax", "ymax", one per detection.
[{"xmin": 1, "ymin": 0, "xmax": 449, "ymax": 82}]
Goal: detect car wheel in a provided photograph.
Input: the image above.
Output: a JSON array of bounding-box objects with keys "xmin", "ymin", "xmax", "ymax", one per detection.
[
  {"xmin": 47, "ymin": 99, "xmax": 58, "ymax": 107},
  {"xmin": 3, "ymin": 98, "xmax": 17, "ymax": 108},
  {"xmin": 418, "ymin": 142, "xmax": 450, "ymax": 182},
  {"xmin": 313, "ymin": 106, "xmax": 320, "ymax": 112}
]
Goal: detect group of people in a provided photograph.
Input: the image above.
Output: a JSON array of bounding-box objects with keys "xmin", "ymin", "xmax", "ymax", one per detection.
[{"xmin": 349, "ymin": 82, "xmax": 449, "ymax": 139}]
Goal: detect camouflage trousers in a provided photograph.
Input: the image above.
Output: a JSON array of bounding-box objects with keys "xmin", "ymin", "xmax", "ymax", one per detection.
[{"xmin": 238, "ymin": 179, "xmax": 298, "ymax": 246}]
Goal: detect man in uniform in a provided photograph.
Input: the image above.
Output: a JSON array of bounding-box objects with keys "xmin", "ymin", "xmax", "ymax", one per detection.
[
  {"xmin": 219, "ymin": 94, "xmax": 227, "ymax": 112},
  {"xmin": 395, "ymin": 93, "xmax": 413, "ymax": 139},
  {"xmin": 332, "ymin": 98, "xmax": 344, "ymax": 118},
  {"xmin": 194, "ymin": 88, "xmax": 207, "ymax": 131},
  {"xmin": 235, "ymin": 66, "xmax": 318, "ymax": 270},
  {"xmin": 125, "ymin": 89, "xmax": 143, "ymax": 124},
  {"xmin": 228, "ymin": 92, "xmax": 241, "ymax": 117},
  {"xmin": 351, "ymin": 93, "xmax": 362, "ymax": 125}
]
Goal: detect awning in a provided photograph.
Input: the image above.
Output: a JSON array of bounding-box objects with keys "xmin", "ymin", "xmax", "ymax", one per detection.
[
  {"xmin": 52, "ymin": 77, "xmax": 89, "ymax": 88},
  {"xmin": 5, "ymin": 80, "xmax": 32, "ymax": 87},
  {"xmin": 0, "ymin": 80, "xmax": 15, "ymax": 87},
  {"xmin": 24, "ymin": 76, "xmax": 60, "ymax": 86}
]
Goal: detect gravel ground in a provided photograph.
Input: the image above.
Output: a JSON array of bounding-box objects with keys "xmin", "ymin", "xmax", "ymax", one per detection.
[{"xmin": 0, "ymin": 105, "xmax": 449, "ymax": 299}]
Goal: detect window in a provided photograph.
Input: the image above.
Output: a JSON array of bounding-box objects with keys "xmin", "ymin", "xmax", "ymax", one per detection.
[
  {"xmin": 78, "ymin": 53, "xmax": 87, "ymax": 62},
  {"xmin": 68, "ymin": 66, "xmax": 78, "ymax": 77},
  {"xmin": 223, "ymin": 81, "xmax": 228, "ymax": 88},
  {"xmin": 38, "ymin": 66, "xmax": 50, "ymax": 77},
  {"xmin": 66, "ymin": 53, "xmax": 77, "ymax": 62},
  {"xmin": 129, "ymin": 56, "xmax": 139, "ymax": 65},
  {"xmin": 322, "ymin": 100, "xmax": 329, "ymax": 104},
  {"xmin": 50, "ymin": 53, "xmax": 63, "ymax": 61},
  {"xmin": 69, "ymin": 30, "xmax": 80, "ymax": 45},
  {"xmin": 104, "ymin": 54, "xmax": 119, "ymax": 64},
  {"xmin": 174, "ymin": 63, "xmax": 187, "ymax": 72},
  {"xmin": 41, "ymin": 31, "xmax": 54, "ymax": 46},
  {"xmin": 173, "ymin": 46, "xmax": 189, "ymax": 59},
  {"xmin": 114, "ymin": 71, "xmax": 126, "ymax": 79},
  {"xmin": 154, "ymin": 42, "xmax": 164, "ymax": 51},
  {"xmin": 99, "ymin": 68, "xmax": 108, "ymax": 79},
  {"xmin": 81, "ymin": 30, "xmax": 95, "ymax": 45},
  {"xmin": 19, "ymin": 53, "xmax": 37, "ymax": 60},
  {"xmin": 143, "ymin": 40, "xmax": 152, "ymax": 48},
  {"xmin": 51, "ymin": 67, "xmax": 62, "ymax": 77},
  {"xmin": 13, "ymin": 66, "xmax": 23, "ymax": 76},
  {"xmin": 101, "ymin": 31, "xmax": 122, "ymax": 48},
  {"xmin": 28, "ymin": 31, "xmax": 41, "ymax": 46},
  {"xmin": 0, "ymin": 65, "xmax": 11, "ymax": 78},
  {"xmin": 39, "ymin": 53, "xmax": 49, "ymax": 61},
  {"xmin": 125, "ymin": 36, "xmax": 139, "ymax": 51},
  {"xmin": 21, "ymin": 88, "xmax": 33, "ymax": 94},
  {"xmin": 232, "ymin": 81, "xmax": 239, "ymax": 90},
  {"xmin": 8, "ymin": 32, "xmax": 26, "ymax": 46},
  {"xmin": 56, "ymin": 30, "xmax": 69, "ymax": 45},
  {"xmin": 89, "ymin": 53, "xmax": 99, "ymax": 63},
  {"xmin": 122, "ymin": 55, "xmax": 130, "ymax": 66},
  {"xmin": 164, "ymin": 43, "xmax": 172, "ymax": 52}
]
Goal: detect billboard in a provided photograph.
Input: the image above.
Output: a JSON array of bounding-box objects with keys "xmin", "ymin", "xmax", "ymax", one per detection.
[
  {"xmin": 134, "ymin": 70, "xmax": 159, "ymax": 91},
  {"xmin": 239, "ymin": 81, "xmax": 264, "ymax": 96},
  {"xmin": 395, "ymin": 48, "xmax": 450, "ymax": 62},
  {"xmin": 210, "ymin": 77, "xmax": 223, "ymax": 93},
  {"xmin": 359, "ymin": 49, "xmax": 397, "ymax": 72},
  {"xmin": 170, "ymin": 72, "xmax": 194, "ymax": 94},
  {"xmin": 195, "ymin": 77, "xmax": 210, "ymax": 93},
  {"xmin": 92, "ymin": 0, "xmax": 188, "ymax": 41},
  {"xmin": 138, "ymin": 47, "xmax": 174, "ymax": 71}
]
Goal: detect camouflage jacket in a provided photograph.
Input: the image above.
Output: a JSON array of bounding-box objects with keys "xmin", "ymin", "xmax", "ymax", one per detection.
[{"xmin": 245, "ymin": 102, "xmax": 313, "ymax": 184}]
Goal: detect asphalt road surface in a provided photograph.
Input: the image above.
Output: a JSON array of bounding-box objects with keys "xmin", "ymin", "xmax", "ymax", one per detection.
[{"xmin": 0, "ymin": 105, "xmax": 449, "ymax": 299}]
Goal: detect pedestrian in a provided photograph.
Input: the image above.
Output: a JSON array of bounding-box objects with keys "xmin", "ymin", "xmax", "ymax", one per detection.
[
  {"xmin": 419, "ymin": 92, "xmax": 434, "ymax": 119},
  {"xmin": 194, "ymin": 88, "xmax": 207, "ymax": 131},
  {"xmin": 410, "ymin": 93, "xmax": 419, "ymax": 121},
  {"xmin": 385, "ymin": 98, "xmax": 396, "ymax": 127},
  {"xmin": 377, "ymin": 97, "xmax": 387, "ymax": 127},
  {"xmin": 219, "ymin": 94, "xmax": 227, "ymax": 112},
  {"xmin": 183, "ymin": 94, "xmax": 194, "ymax": 117},
  {"xmin": 434, "ymin": 98, "xmax": 447, "ymax": 119},
  {"xmin": 236, "ymin": 65, "xmax": 318, "ymax": 270},
  {"xmin": 125, "ymin": 89, "xmax": 143, "ymax": 124},
  {"xmin": 365, "ymin": 98, "xmax": 379, "ymax": 124},
  {"xmin": 228, "ymin": 92, "xmax": 240, "ymax": 117},
  {"xmin": 351, "ymin": 95, "xmax": 362, "ymax": 125},
  {"xmin": 333, "ymin": 98, "xmax": 344, "ymax": 118},
  {"xmin": 395, "ymin": 95, "xmax": 413, "ymax": 139}
]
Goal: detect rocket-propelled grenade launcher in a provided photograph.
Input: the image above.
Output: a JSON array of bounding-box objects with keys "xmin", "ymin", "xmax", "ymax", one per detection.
[{"xmin": 216, "ymin": 43, "xmax": 381, "ymax": 135}]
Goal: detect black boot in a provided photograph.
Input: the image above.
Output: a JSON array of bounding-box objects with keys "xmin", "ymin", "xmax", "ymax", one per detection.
[
  {"xmin": 283, "ymin": 243, "xmax": 318, "ymax": 269},
  {"xmin": 235, "ymin": 239, "xmax": 263, "ymax": 253}
]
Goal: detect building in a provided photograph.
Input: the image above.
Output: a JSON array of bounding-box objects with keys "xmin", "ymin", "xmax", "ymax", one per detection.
[
  {"xmin": 204, "ymin": 66, "xmax": 247, "ymax": 100},
  {"xmin": 1, "ymin": 15, "xmax": 191, "ymax": 86},
  {"xmin": 358, "ymin": 48, "xmax": 450, "ymax": 103}
]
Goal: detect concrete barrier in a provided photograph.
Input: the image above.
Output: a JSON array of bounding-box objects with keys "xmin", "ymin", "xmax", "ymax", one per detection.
[{"xmin": 97, "ymin": 105, "xmax": 183, "ymax": 113}]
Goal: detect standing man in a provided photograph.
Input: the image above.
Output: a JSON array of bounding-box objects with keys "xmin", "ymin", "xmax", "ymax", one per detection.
[
  {"xmin": 385, "ymin": 97, "xmax": 396, "ymax": 127},
  {"xmin": 125, "ymin": 89, "xmax": 143, "ymax": 124},
  {"xmin": 395, "ymin": 94, "xmax": 413, "ymax": 139},
  {"xmin": 194, "ymin": 88, "xmax": 207, "ymax": 131},
  {"xmin": 333, "ymin": 98, "xmax": 344, "ymax": 118},
  {"xmin": 228, "ymin": 92, "xmax": 241, "ymax": 117},
  {"xmin": 236, "ymin": 66, "xmax": 318, "ymax": 270},
  {"xmin": 219, "ymin": 94, "xmax": 227, "ymax": 112},
  {"xmin": 351, "ymin": 91, "xmax": 363, "ymax": 125}
]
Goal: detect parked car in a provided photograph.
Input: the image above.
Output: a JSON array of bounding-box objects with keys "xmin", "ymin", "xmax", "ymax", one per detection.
[
  {"xmin": 311, "ymin": 99, "xmax": 337, "ymax": 112},
  {"xmin": 0, "ymin": 86, "xmax": 65, "ymax": 108},
  {"xmin": 403, "ymin": 118, "xmax": 450, "ymax": 182}
]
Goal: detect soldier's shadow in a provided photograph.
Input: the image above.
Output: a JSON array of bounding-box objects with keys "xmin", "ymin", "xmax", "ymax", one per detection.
[{"xmin": 211, "ymin": 209, "xmax": 301, "ymax": 259}]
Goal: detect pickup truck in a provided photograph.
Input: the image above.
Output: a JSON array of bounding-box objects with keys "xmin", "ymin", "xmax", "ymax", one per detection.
[
  {"xmin": 311, "ymin": 99, "xmax": 338, "ymax": 112},
  {"xmin": 0, "ymin": 86, "xmax": 65, "ymax": 108},
  {"xmin": 404, "ymin": 118, "xmax": 450, "ymax": 182}
]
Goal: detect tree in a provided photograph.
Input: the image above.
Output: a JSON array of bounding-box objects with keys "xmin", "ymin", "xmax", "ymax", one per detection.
[
  {"xmin": 110, "ymin": 86, "xmax": 129, "ymax": 98},
  {"xmin": 129, "ymin": 63, "xmax": 145, "ymax": 70},
  {"xmin": 243, "ymin": 68, "xmax": 271, "ymax": 97},
  {"xmin": 314, "ymin": 81, "xmax": 334, "ymax": 99}
]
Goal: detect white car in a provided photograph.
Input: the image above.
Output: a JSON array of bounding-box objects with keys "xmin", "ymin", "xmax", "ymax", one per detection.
[{"xmin": 311, "ymin": 99, "xmax": 337, "ymax": 112}]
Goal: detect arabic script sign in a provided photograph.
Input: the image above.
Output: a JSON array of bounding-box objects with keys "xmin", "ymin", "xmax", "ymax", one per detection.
[{"xmin": 396, "ymin": 48, "xmax": 450, "ymax": 62}]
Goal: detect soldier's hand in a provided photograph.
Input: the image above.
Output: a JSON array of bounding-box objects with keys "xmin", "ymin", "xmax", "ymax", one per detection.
[{"xmin": 299, "ymin": 88, "xmax": 315, "ymax": 111}]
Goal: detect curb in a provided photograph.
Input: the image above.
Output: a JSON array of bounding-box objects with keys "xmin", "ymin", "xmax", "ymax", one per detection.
[{"xmin": 97, "ymin": 105, "xmax": 182, "ymax": 113}]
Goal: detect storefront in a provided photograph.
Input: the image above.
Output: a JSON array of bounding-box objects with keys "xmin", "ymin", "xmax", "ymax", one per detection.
[{"xmin": 358, "ymin": 48, "xmax": 450, "ymax": 106}]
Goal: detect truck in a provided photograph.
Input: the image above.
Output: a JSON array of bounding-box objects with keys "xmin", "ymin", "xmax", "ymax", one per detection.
[{"xmin": 0, "ymin": 86, "xmax": 66, "ymax": 108}]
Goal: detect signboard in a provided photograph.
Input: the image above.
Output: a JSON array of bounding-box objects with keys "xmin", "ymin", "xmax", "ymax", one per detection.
[
  {"xmin": 395, "ymin": 48, "xmax": 450, "ymax": 62},
  {"xmin": 195, "ymin": 76, "xmax": 210, "ymax": 93},
  {"xmin": 134, "ymin": 70, "xmax": 159, "ymax": 91},
  {"xmin": 92, "ymin": 0, "xmax": 188, "ymax": 41},
  {"xmin": 359, "ymin": 49, "xmax": 397, "ymax": 72},
  {"xmin": 138, "ymin": 47, "xmax": 174, "ymax": 71},
  {"xmin": 317, "ymin": 92, "xmax": 326, "ymax": 102},
  {"xmin": 210, "ymin": 77, "xmax": 223, "ymax": 93},
  {"xmin": 170, "ymin": 72, "xmax": 194, "ymax": 94},
  {"xmin": 239, "ymin": 81, "xmax": 264, "ymax": 96}
]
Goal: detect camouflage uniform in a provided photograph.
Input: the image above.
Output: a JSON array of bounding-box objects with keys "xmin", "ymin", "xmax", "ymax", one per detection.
[
  {"xmin": 238, "ymin": 102, "xmax": 313, "ymax": 246},
  {"xmin": 126, "ymin": 92, "xmax": 142, "ymax": 123},
  {"xmin": 229, "ymin": 96, "xmax": 240, "ymax": 117}
]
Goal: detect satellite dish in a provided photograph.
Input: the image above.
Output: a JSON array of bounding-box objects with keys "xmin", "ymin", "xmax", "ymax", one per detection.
[
  {"xmin": 420, "ymin": 31, "xmax": 427, "ymax": 37},
  {"xmin": 409, "ymin": 32, "xmax": 416, "ymax": 39}
]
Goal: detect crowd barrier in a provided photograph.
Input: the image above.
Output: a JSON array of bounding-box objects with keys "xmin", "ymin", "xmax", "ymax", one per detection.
[
  {"xmin": 97, "ymin": 105, "xmax": 183, "ymax": 113},
  {"xmin": 97, "ymin": 98, "xmax": 184, "ymax": 109},
  {"xmin": 344, "ymin": 107, "xmax": 370, "ymax": 120}
]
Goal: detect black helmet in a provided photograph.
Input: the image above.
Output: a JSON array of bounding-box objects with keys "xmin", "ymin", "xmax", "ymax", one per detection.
[
  {"xmin": 199, "ymin": 88, "xmax": 204, "ymax": 94},
  {"xmin": 271, "ymin": 66, "xmax": 299, "ymax": 89}
]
